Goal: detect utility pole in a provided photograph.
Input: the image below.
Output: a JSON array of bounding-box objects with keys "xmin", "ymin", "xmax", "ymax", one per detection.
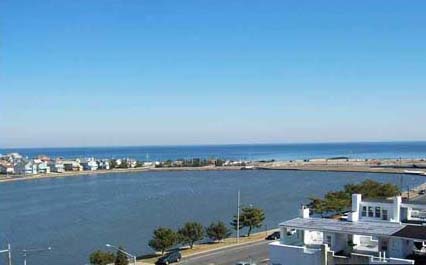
[
  {"xmin": 237, "ymin": 190, "xmax": 240, "ymax": 244},
  {"xmin": 0, "ymin": 243, "xmax": 12, "ymax": 265}
]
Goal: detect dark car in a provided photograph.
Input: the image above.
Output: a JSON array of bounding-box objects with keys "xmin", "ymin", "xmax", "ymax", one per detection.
[
  {"xmin": 156, "ymin": 251, "xmax": 182, "ymax": 265},
  {"xmin": 265, "ymin": 231, "xmax": 280, "ymax": 240}
]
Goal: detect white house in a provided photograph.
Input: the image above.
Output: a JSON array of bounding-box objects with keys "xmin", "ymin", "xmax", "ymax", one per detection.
[
  {"xmin": 97, "ymin": 160, "xmax": 110, "ymax": 170},
  {"xmin": 0, "ymin": 162, "xmax": 14, "ymax": 174},
  {"xmin": 14, "ymin": 161, "xmax": 38, "ymax": 175},
  {"xmin": 269, "ymin": 194, "xmax": 426, "ymax": 265},
  {"xmin": 63, "ymin": 160, "xmax": 83, "ymax": 171},
  {"xmin": 80, "ymin": 158, "xmax": 98, "ymax": 171},
  {"xmin": 48, "ymin": 160, "xmax": 65, "ymax": 173},
  {"xmin": 34, "ymin": 159, "xmax": 50, "ymax": 174}
]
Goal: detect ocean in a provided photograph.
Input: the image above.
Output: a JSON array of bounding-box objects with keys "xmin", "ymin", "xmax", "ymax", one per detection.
[{"xmin": 1, "ymin": 142, "xmax": 426, "ymax": 161}]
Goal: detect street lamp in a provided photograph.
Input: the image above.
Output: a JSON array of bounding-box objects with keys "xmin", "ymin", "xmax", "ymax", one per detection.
[
  {"xmin": 22, "ymin": 246, "xmax": 52, "ymax": 265},
  {"xmin": 0, "ymin": 244, "xmax": 12, "ymax": 265},
  {"xmin": 105, "ymin": 244, "xmax": 137, "ymax": 265}
]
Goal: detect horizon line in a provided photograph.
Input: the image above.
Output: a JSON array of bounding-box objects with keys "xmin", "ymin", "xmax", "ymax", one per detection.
[{"xmin": 1, "ymin": 139, "xmax": 426, "ymax": 150}]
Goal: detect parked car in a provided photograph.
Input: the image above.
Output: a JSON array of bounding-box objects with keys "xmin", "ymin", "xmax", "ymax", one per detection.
[
  {"xmin": 419, "ymin": 190, "xmax": 426, "ymax": 195},
  {"xmin": 236, "ymin": 261, "xmax": 256, "ymax": 265},
  {"xmin": 155, "ymin": 251, "xmax": 181, "ymax": 265},
  {"xmin": 265, "ymin": 231, "xmax": 280, "ymax": 240}
]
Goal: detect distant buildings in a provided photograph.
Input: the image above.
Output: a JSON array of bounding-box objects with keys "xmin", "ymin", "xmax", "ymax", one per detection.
[
  {"xmin": 0, "ymin": 161, "xmax": 14, "ymax": 174},
  {"xmin": 63, "ymin": 160, "xmax": 83, "ymax": 171},
  {"xmin": 80, "ymin": 158, "xmax": 98, "ymax": 171},
  {"xmin": 0, "ymin": 151, "xmax": 235, "ymax": 177}
]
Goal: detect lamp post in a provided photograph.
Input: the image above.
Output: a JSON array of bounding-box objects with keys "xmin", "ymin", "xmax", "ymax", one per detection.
[
  {"xmin": 105, "ymin": 244, "xmax": 137, "ymax": 265},
  {"xmin": 237, "ymin": 190, "xmax": 240, "ymax": 244},
  {"xmin": 22, "ymin": 246, "xmax": 52, "ymax": 265},
  {"xmin": 0, "ymin": 243, "xmax": 12, "ymax": 265}
]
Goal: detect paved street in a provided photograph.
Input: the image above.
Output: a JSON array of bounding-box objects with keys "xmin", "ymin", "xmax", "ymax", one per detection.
[{"xmin": 178, "ymin": 240, "xmax": 270, "ymax": 265}]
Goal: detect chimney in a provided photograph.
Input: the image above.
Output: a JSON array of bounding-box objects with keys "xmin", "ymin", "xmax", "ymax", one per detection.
[{"xmin": 300, "ymin": 205, "xmax": 310, "ymax": 219}]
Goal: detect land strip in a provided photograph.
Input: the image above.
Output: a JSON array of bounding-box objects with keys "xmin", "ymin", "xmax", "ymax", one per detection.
[{"xmin": 1, "ymin": 158, "xmax": 426, "ymax": 183}]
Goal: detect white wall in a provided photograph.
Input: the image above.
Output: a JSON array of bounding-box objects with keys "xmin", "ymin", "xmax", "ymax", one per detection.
[{"xmin": 269, "ymin": 242, "xmax": 323, "ymax": 265}]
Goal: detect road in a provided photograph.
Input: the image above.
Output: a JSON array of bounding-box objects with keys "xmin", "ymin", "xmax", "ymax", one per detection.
[
  {"xmin": 412, "ymin": 193, "xmax": 426, "ymax": 203},
  {"xmin": 178, "ymin": 240, "xmax": 270, "ymax": 265}
]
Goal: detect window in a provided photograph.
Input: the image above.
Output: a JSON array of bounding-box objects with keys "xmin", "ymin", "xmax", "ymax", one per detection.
[
  {"xmin": 326, "ymin": 235, "xmax": 332, "ymax": 246},
  {"xmin": 362, "ymin": 206, "xmax": 367, "ymax": 217},
  {"xmin": 375, "ymin": 207, "xmax": 381, "ymax": 218},
  {"xmin": 382, "ymin": 209, "xmax": 388, "ymax": 220},
  {"xmin": 368, "ymin": 206, "xmax": 374, "ymax": 217}
]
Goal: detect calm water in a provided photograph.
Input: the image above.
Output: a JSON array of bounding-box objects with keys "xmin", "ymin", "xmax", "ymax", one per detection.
[
  {"xmin": 0, "ymin": 170, "xmax": 424, "ymax": 265},
  {"xmin": 1, "ymin": 142, "xmax": 426, "ymax": 161}
]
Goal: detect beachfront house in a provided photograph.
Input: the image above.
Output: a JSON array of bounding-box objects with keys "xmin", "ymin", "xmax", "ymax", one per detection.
[
  {"xmin": 269, "ymin": 194, "xmax": 426, "ymax": 265},
  {"xmin": 80, "ymin": 158, "xmax": 98, "ymax": 171},
  {"xmin": 0, "ymin": 162, "xmax": 15, "ymax": 174},
  {"xmin": 34, "ymin": 159, "xmax": 51, "ymax": 174},
  {"xmin": 97, "ymin": 160, "xmax": 110, "ymax": 170},
  {"xmin": 63, "ymin": 160, "xmax": 83, "ymax": 171},
  {"xmin": 48, "ymin": 159, "xmax": 65, "ymax": 173},
  {"xmin": 14, "ymin": 161, "xmax": 38, "ymax": 175},
  {"xmin": 127, "ymin": 159, "xmax": 137, "ymax": 168}
]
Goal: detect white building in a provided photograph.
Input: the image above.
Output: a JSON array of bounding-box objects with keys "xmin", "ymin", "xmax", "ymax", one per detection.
[
  {"xmin": 0, "ymin": 162, "xmax": 14, "ymax": 174},
  {"xmin": 269, "ymin": 194, "xmax": 426, "ymax": 265},
  {"xmin": 63, "ymin": 160, "xmax": 83, "ymax": 171},
  {"xmin": 97, "ymin": 160, "xmax": 110, "ymax": 170},
  {"xmin": 80, "ymin": 158, "xmax": 98, "ymax": 171},
  {"xmin": 34, "ymin": 159, "xmax": 51, "ymax": 174},
  {"xmin": 14, "ymin": 161, "xmax": 38, "ymax": 175},
  {"xmin": 48, "ymin": 160, "xmax": 65, "ymax": 173}
]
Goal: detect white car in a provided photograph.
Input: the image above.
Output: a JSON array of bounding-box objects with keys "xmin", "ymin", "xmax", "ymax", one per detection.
[{"xmin": 236, "ymin": 262, "xmax": 256, "ymax": 265}]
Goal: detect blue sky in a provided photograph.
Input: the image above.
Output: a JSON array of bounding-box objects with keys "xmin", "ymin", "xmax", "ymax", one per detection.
[{"xmin": 1, "ymin": 1, "xmax": 425, "ymax": 148}]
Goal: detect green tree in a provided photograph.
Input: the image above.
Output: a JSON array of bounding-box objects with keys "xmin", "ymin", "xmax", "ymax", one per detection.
[
  {"xmin": 109, "ymin": 160, "xmax": 117, "ymax": 169},
  {"xmin": 114, "ymin": 247, "xmax": 129, "ymax": 265},
  {"xmin": 206, "ymin": 221, "xmax": 231, "ymax": 242},
  {"xmin": 231, "ymin": 207, "xmax": 265, "ymax": 237},
  {"xmin": 178, "ymin": 222, "xmax": 204, "ymax": 248},
  {"xmin": 308, "ymin": 179, "xmax": 400, "ymax": 214},
  {"xmin": 148, "ymin": 227, "xmax": 178, "ymax": 255},
  {"xmin": 89, "ymin": 250, "xmax": 115, "ymax": 265}
]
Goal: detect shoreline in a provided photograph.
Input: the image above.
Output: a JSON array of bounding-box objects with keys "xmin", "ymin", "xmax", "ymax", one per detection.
[{"xmin": 1, "ymin": 158, "xmax": 426, "ymax": 183}]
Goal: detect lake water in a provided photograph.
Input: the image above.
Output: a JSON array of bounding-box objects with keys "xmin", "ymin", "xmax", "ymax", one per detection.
[
  {"xmin": 1, "ymin": 142, "xmax": 426, "ymax": 161},
  {"xmin": 0, "ymin": 170, "xmax": 424, "ymax": 265}
]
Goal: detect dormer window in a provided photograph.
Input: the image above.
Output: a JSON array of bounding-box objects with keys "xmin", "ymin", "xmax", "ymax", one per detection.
[
  {"xmin": 362, "ymin": 206, "xmax": 367, "ymax": 217},
  {"xmin": 368, "ymin": 207, "xmax": 374, "ymax": 217},
  {"xmin": 375, "ymin": 207, "xmax": 381, "ymax": 218},
  {"xmin": 382, "ymin": 209, "xmax": 388, "ymax": 220}
]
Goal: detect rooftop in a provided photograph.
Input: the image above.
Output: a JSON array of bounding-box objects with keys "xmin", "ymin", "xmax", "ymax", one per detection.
[
  {"xmin": 392, "ymin": 225, "xmax": 426, "ymax": 241},
  {"xmin": 280, "ymin": 217, "xmax": 405, "ymax": 237}
]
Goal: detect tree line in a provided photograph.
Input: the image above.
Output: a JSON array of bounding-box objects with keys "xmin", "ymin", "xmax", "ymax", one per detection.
[
  {"xmin": 308, "ymin": 179, "xmax": 400, "ymax": 215},
  {"xmin": 88, "ymin": 206, "xmax": 265, "ymax": 264}
]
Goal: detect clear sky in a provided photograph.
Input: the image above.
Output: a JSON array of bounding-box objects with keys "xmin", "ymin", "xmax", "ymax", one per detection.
[{"xmin": 1, "ymin": 1, "xmax": 425, "ymax": 148}]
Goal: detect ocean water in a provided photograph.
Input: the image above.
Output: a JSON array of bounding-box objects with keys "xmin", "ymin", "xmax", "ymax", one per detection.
[
  {"xmin": 1, "ymin": 142, "xmax": 426, "ymax": 161},
  {"xmin": 0, "ymin": 170, "xmax": 424, "ymax": 265}
]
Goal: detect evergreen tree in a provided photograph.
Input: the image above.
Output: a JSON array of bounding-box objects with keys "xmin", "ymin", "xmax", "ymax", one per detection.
[
  {"xmin": 178, "ymin": 222, "xmax": 204, "ymax": 248},
  {"xmin": 148, "ymin": 227, "xmax": 178, "ymax": 255},
  {"xmin": 206, "ymin": 221, "xmax": 231, "ymax": 242},
  {"xmin": 231, "ymin": 207, "xmax": 265, "ymax": 236}
]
